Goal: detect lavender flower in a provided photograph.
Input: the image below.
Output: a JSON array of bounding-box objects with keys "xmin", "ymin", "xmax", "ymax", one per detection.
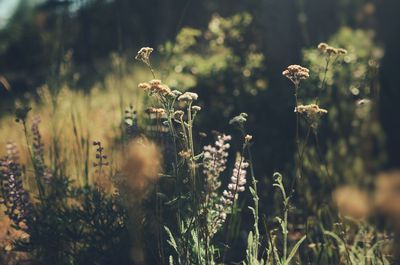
[
  {"xmin": 93, "ymin": 141, "xmax": 109, "ymax": 172},
  {"xmin": 221, "ymin": 155, "xmax": 248, "ymax": 206},
  {"xmin": 211, "ymin": 155, "xmax": 248, "ymax": 233},
  {"xmin": 0, "ymin": 142, "xmax": 32, "ymax": 229},
  {"xmin": 202, "ymin": 134, "xmax": 232, "ymax": 236},
  {"xmin": 31, "ymin": 116, "xmax": 52, "ymax": 183},
  {"xmin": 203, "ymin": 134, "xmax": 231, "ymax": 192}
]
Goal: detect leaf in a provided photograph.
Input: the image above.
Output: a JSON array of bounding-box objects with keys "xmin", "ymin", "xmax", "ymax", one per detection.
[
  {"xmin": 247, "ymin": 230, "xmax": 253, "ymax": 249},
  {"xmin": 164, "ymin": 226, "xmax": 178, "ymax": 252},
  {"xmin": 248, "ymin": 206, "xmax": 256, "ymax": 219},
  {"xmin": 286, "ymin": 235, "xmax": 306, "ymax": 265},
  {"xmin": 249, "ymin": 186, "xmax": 257, "ymax": 197}
]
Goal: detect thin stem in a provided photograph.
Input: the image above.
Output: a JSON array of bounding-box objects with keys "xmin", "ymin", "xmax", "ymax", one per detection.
[
  {"xmin": 313, "ymin": 131, "xmax": 332, "ymax": 180},
  {"xmin": 283, "ymin": 199, "xmax": 288, "ymax": 263},
  {"xmin": 147, "ymin": 63, "xmax": 156, "ymax": 79},
  {"xmin": 315, "ymin": 57, "xmax": 331, "ymax": 105}
]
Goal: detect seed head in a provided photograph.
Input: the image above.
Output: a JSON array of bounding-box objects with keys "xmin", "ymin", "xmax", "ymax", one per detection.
[
  {"xmin": 139, "ymin": 79, "xmax": 173, "ymax": 97},
  {"xmin": 317, "ymin": 42, "xmax": 329, "ymax": 51},
  {"xmin": 282, "ymin": 65, "xmax": 310, "ymax": 86},
  {"xmin": 178, "ymin": 92, "xmax": 199, "ymax": 102},
  {"xmin": 135, "ymin": 47, "xmax": 154, "ymax": 66}
]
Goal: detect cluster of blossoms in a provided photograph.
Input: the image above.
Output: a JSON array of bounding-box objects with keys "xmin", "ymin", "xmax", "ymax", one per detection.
[
  {"xmin": 92, "ymin": 141, "xmax": 109, "ymax": 169},
  {"xmin": 203, "ymin": 134, "xmax": 231, "ymax": 193},
  {"xmin": 210, "ymin": 155, "xmax": 249, "ymax": 234},
  {"xmin": 318, "ymin": 42, "xmax": 347, "ymax": 56},
  {"xmin": 202, "ymin": 134, "xmax": 232, "ymax": 236},
  {"xmin": 295, "ymin": 104, "xmax": 328, "ymax": 129},
  {"xmin": 139, "ymin": 79, "xmax": 174, "ymax": 97},
  {"xmin": 0, "ymin": 143, "xmax": 32, "ymax": 229},
  {"xmin": 173, "ymin": 110, "xmax": 184, "ymax": 121},
  {"xmin": 31, "ymin": 116, "xmax": 52, "ymax": 183},
  {"xmin": 177, "ymin": 92, "xmax": 199, "ymax": 102},
  {"xmin": 146, "ymin": 107, "xmax": 166, "ymax": 116},
  {"xmin": 134, "ymin": 47, "xmax": 154, "ymax": 66},
  {"xmin": 221, "ymin": 156, "xmax": 249, "ymax": 205},
  {"xmin": 282, "ymin": 65, "xmax": 310, "ymax": 86},
  {"xmin": 295, "ymin": 104, "xmax": 328, "ymax": 115}
]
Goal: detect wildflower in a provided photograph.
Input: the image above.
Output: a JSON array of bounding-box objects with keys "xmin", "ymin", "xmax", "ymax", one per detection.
[
  {"xmin": 139, "ymin": 79, "xmax": 173, "ymax": 97},
  {"xmin": 317, "ymin": 42, "xmax": 329, "ymax": 51},
  {"xmin": 295, "ymin": 104, "xmax": 328, "ymax": 115},
  {"xmin": 135, "ymin": 47, "xmax": 154, "ymax": 66},
  {"xmin": 282, "ymin": 65, "xmax": 310, "ymax": 86},
  {"xmin": 121, "ymin": 137, "xmax": 162, "ymax": 193},
  {"xmin": 211, "ymin": 156, "xmax": 248, "ymax": 232},
  {"xmin": 173, "ymin": 110, "xmax": 184, "ymax": 122},
  {"xmin": 337, "ymin": 48, "xmax": 348, "ymax": 55},
  {"xmin": 171, "ymin": 90, "xmax": 182, "ymax": 97},
  {"xmin": 179, "ymin": 149, "xmax": 192, "ymax": 159},
  {"xmin": 317, "ymin": 42, "xmax": 347, "ymax": 57},
  {"xmin": 357, "ymin": 99, "xmax": 372, "ymax": 106},
  {"xmin": 245, "ymin": 134, "xmax": 253, "ymax": 143},
  {"xmin": 138, "ymin": 82, "xmax": 151, "ymax": 90},
  {"xmin": 229, "ymin": 112, "xmax": 248, "ymax": 127},
  {"xmin": 31, "ymin": 116, "xmax": 52, "ymax": 183},
  {"xmin": 326, "ymin": 46, "xmax": 338, "ymax": 55},
  {"xmin": 221, "ymin": 155, "xmax": 248, "ymax": 207},
  {"xmin": 92, "ymin": 141, "xmax": 109, "ymax": 168},
  {"xmin": 178, "ymin": 92, "xmax": 199, "ymax": 102},
  {"xmin": 332, "ymin": 186, "xmax": 371, "ymax": 220},
  {"xmin": 203, "ymin": 134, "xmax": 231, "ymax": 189},
  {"xmin": 0, "ymin": 143, "xmax": 32, "ymax": 229},
  {"xmin": 202, "ymin": 134, "xmax": 232, "ymax": 236},
  {"xmin": 295, "ymin": 104, "xmax": 328, "ymax": 129},
  {"xmin": 146, "ymin": 107, "xmax": 166, "ymax": 116},
  {"xmin": 192, "ymin": 105, "xmax": 201, "ymax": 112}
]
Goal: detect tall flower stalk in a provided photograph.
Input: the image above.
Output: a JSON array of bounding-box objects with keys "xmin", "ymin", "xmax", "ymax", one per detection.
[{"xmin": 0, "ymin": 142, "xmax": 32, "ymax": 229}]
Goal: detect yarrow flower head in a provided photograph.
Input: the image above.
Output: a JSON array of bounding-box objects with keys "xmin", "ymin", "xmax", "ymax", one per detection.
[
  {"xmin": 173, "ymin": 110, "xmax": 184, "ymax": 122},
  {"xmin": 139, "ymin": 79, "xmax": 173, "ymax": 97},
  {"xmin": 295, "ymin": 104, "xmax": 328, "ymax": 115},
  {"xmin": 317, "ymin": 42, "xmax": 348, "ymax": 56},
  {"xmin": 178, "ymin": 92, "xmax": 199, "ymax": 103},
  {"xmin": 146, "ymin": 107, "xmax": 166, "ymax": 116},
  {"xmin": 135, "ymin": 47, "xmax": 154, "ymax": 66},
  {"xmin": 229, "ymin": 112, "xmax": 248, "ymax": 130},
  {"xmin": 295, "ymin": 104, "xmax": 328, "ymax": 129},
  {"xmin": 282, "ymin": 65, "xmax": 310, "ymax": 86}
]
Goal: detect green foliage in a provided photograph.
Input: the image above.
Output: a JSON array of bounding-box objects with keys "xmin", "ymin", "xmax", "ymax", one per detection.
[
  {"xmin": 18, "ymin": 183, "xmax": 131, "ymax": 265},
  {"xmin": 299, "ymin": 27, "xmax": 386, "ymax": 209},
  {"xmin": 160, "ymin": 13, "xmax": 266, "ymax": 127}
]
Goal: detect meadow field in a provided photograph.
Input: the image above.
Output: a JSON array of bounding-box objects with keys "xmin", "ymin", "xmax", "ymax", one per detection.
[{"xmin": 0, "ymin": 1, "xmax": 399, "ymax": 264}]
